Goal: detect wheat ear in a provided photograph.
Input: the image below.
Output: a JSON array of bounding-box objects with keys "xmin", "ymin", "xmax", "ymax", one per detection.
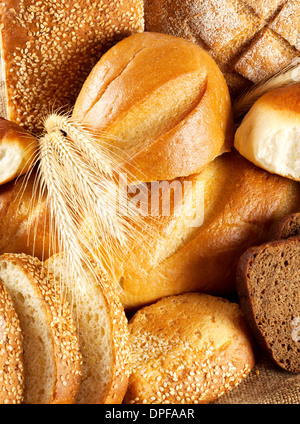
[
  {"xmin": 233, "ymin": 58, "xmax": 300, "ymax": 119},
  {"xmin": 37, "ymin": 113, "xmax": 149, "ymax": 293}
]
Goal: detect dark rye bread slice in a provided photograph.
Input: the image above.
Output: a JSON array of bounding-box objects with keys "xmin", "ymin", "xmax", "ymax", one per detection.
[
  {"xmin": 236, "ymin": 237, "xmax": 300, "ymax": 373},
  {"xmin": 273, "ymin": 213, "xmax": 300, "ymax": 240}
]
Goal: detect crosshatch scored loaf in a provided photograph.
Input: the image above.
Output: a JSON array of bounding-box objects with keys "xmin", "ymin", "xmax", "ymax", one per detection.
[
  {"xmin": 143, "ymin": 0, "xmax": 300, "ymax": 97},
  {"xmin": 0, "ymin": 0, "xmax": 144, "ymax": 134}
]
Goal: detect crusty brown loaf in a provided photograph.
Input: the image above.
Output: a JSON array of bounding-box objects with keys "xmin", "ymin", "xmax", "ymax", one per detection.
[
  {"xmin": 0, "ymin": 279, "xmax": 24, "ymax": 404},
  {"xmin": 124, "ymin": 293, "xmax": 255, "ymax": 404},
  {"xmin": 72, "ymin": 31, "xmax": 233, "ymax": 182},
  {"xmin": 143, "ymin": 0, "xmax": 300, "ymax": 98},
  {"xmin": 273, "ymin": 212, "xmax": 300, "ymax": 239},
  {"xmin": 0, "ymin": 118, "xmax": 38, "ymax": 185},
  {"xmin": 236, "ymin": 237, "xmax": 300, "ymax": 373},
  {"xmin": 0, "ymin": 0, "xmax": 144, "ymax": 134}
]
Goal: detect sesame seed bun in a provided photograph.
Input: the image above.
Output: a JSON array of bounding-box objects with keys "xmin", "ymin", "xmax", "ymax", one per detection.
[
  {"xmin": 0, "ymin": 279, "xmax": 24, "ymax": 404},
  {"xmin": 0, "ymin": 254, "xmax": 82, "ymax": 404},
  {"xmin": 124, "ymin": 293, "xmax": 255, "ymax": 404}
]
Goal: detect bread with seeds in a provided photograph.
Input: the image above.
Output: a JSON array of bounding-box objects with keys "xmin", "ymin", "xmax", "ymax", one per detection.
[
  {"xmin": 0, "ymin": 254, "xmax": 82, "ymax": 404},
  {"xmin": 45, "ymin": 253, "xmax": 131, "ymax": 404},
  {"xmin": 124, "ymin": 293, "xmax": 255, "ymax": 404},
  {"xmin": 0, "ymin": 0, "xmax": 144, "ymax": 134},
  {"xmin": 0, "ymin": 279, "xmax": 24, "ymax": 404},
  {"xmin": 0, "ymin": 117, "xmax": 38, "ymax": 185}
]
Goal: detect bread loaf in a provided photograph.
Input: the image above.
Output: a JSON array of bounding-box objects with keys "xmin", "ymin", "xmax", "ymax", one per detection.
[
  {"xmin": 0, "ymin": 279, "xmax": 24, "ymax": 404},
  {"xmin": 234, "ymin": 84, "xmax": 300, "ymax": 181},
  {"xmin": 124, "ymin": 293, "xmax": 255, "ymax": 404},
  {"xmin": 72, "ymin": 32, "xmax": 233, "ymax": 182},
  {"xmin": 45, "ymin": 254, "xmax": 131, "ymax": 404},
  {"xmin": 0, "ymin": 118, "xmax": 38, "ymax": 185},
  {"xmin": 143, "ymin": 0, "xmax": 300, "ymax": 97},
  {"xmin": 236, "ymin": 237, "xmax": 300, "ymax": 373},
  {"xmin": 274, "ymin": 212, "xmax": 300, "ymax": 239},
  {"xmin": 0, "ymin": 254, "xmax": 82, "ymax": 404},
  {"xmin": 0, "ymin": 0, "xmax": 144, "ymax": 134}
]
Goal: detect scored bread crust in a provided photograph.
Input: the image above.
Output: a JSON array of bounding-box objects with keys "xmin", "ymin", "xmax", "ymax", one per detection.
[
  {"xmin": 0, "ymin": 254, "xmax": 82, "ymax": 404},
  {"xmin": 124, "ymin": 293, "xmax": 255, "ymax": 404},
  {"xmin": 72, "ymin": 32, "xmax": 233, "ymax": 183},
  {"xmin": 0, "ymin": 118, "xmax": 38, "ymax": 185},
  {"xmin": 45, "ymin": 254, "xmax": 131, "ymax": 404},
  {"xmin": 0, "ymin": 279, "xmax": 24, "ymax": 404},
  {"xmin": 236, "ymin": 237, "xmax": 300, "ymax": 373}
]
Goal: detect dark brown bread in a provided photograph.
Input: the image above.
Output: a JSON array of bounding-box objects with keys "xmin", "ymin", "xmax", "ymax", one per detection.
[
  {"xmin": 237, "ymin": 237, "xmax": 300, "ymax": 373},
  {"xmin": 273, "ymin": 212, "xmax": 300, "ymax": 240}
]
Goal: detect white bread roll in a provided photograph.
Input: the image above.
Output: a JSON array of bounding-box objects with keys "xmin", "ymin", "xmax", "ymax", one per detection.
[
  {"xmin": 234, "ymin": 84, "xmax": 300, "ymax": 181},
  {"xmin": 0, "ymin": 118, "xmax": 38, "ymax": 185},
  {"xmin": 124, "ymin": 293, "xmax": 255, "ymax": 404},
  {"xmin": 72, "ymin": 32, "xmax": 233, "ymax": 182}
]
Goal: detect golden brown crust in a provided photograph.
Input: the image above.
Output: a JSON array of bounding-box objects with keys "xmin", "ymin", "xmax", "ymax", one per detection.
[
  {"xmin": 0, "ymin": 254, "xmax": 82, "ymax": 404},
  {"xmin": 73, "ymin": 32, "xmax": 233, "ymax": 182},
  {"xmin": 0, "ymin": 279, "xmax": 24, "ymax": 404},
  {"xmin": 0, "ymin": 0, "xmax": 144, "ymax": 134},
  {"xmin": 124, "ymin": 293, "xmax": 255, "ymax": 404}
]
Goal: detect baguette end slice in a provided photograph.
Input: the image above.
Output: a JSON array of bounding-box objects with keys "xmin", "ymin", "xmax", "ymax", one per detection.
[
  {"xmin": 0, "ymin": 279, "xmax": 24, "ymax": 404},
  {"xmin": 237, "ymin": 237, "xmax": 300, "ymax": 373},
  {"xmin": 0, "ymin": 254, "xmax": 82, "ymax": 404}
]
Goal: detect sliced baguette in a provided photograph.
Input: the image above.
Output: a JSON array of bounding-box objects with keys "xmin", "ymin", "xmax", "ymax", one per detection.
[
  {"xmin": 0, "ymin": 254, "xmax": 82, "ymax": 404},
  {"xmin": 45, "ymin": 254, "xmax": 131, "ymax": 404},
  {"xmin": 0, "ymin": 279, "xmax": 24, "ymax": 404}
]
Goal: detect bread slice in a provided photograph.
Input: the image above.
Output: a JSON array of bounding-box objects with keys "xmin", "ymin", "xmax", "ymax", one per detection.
[
  {"xmin": 0, "ymin": 254, "xmax": 82, "ymax": 404},
  {"xmin": 124, "ymin": 293, "xmax": 255, "ymax": 404},
  {"xmin": 0, "ymin": 279, "xmax": 24, "ymax": 404},
  {"xmin": 237, "ymin": 237, "xmax": 300, "ymax": 373},
  {"xmin": 45, "ymin": 254, "xmax": 131, "ymax": 404},
  {"xmin": 274, "ymin": 212, "xmax": 300, "ymax": 239}
]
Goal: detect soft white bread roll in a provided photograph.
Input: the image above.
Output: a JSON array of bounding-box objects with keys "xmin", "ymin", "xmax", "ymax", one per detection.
[
  {"xmin": 72, "ymin": 32, "xmax": 233, "ymax": 182},
  {"xmin": 124, "ymin": 293, "xmax": 255, "ymax": 404},
  {"xmin": 234, "ymin": 83, "xmax": 300, "ymax": 181},
  {"xmin": 0, "ymin": 254, "xmax": 82, "ymax": 404},
  {"xmin": 0, "ymin": 118, "xmax": 38, "ymax": 185},
  {"xmin": 45, "ymin": 254, "xmax": 131, "ymax": 404},
  {"xmin": 0, "ymin": 279, "xmax": 24, "ymax": 404}
]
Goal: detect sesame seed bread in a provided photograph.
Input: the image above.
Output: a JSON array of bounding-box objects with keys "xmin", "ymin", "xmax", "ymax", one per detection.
[
  {"xmin": 143, "ymin": 0, "xmax": 300, "ymax": 98},
  {"xmin": 234, "ymin": 84, "xmax": 300, "ymax": 182},
  {"xmin": 0, "ymin": 279, "xmax": 24, "ymax": 404},
  {"xmin": 72, "ymin": 31, "xmax": 233, "ymax": 182},
  {"xmin": 124, "ymin": 293, "xmax": 255, "ymax": 404},
  {"xmin": 0, "ymin": 117, "xmax": 38, "ymax": 185},
  {"xmin": 0, "ymin": 0, "xmax": 144, "ymax": 134},
  {"xmin": 236, "ymin": 237, "xmax": 300, "ymax": 373},
  {"xmin": 0, "ymin": 254, "xmax": 82, "ymax": 404},
  {"xmin": 274, "ymin": 212, "xmax": 300, "ymax": 239},
  {"xmin": 45, "ymin": 254, "xmax": 131, "ymax": 404}
]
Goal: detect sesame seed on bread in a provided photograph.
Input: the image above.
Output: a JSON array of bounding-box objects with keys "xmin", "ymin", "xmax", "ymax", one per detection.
[
  {"xmin": 0, "ymin": 279, "xmax": 24, "ymax": 404},
  {"xmin": 0, "ymin": 0, "xmax": 144, "ymax": 134},
  {"xmin": 237, "ymin": 237, "xmax": 300, "ymax": 373},
  {"xmin": 45, "ymin": 253, "xmax": 131, "ymax": 404},
  {"xmin": 0, "ymin": 253, "xmax": 82, "ymax": 404},
  {"xmin": 124, "ymin": 293, "xmax": 255, "ymax": 404}
]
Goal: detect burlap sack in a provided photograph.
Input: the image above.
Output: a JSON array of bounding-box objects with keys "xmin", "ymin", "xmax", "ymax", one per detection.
[{"xmin": 0, "ymin": 54, "xmax": 299, "ymax": 405}]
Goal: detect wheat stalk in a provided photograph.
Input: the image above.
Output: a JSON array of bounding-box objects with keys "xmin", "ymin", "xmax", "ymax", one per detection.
[
  {"xmin": 233, "ymin": 58, "xmax": 300, "ymax": 120},
  {"xmin": 36, "ymin": 113, "xmax": 152, "ymax": 295}
]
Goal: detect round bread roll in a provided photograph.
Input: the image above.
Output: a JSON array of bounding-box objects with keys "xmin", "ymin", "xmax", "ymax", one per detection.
[
  {"xmin": 72, "ymin": 32, "xmax": 233, "ymax": 182},
  {"xmin": 234, "ymin": 83, "xmax": 300, "ymax": 182},
  {"xmin": 0, "ymin": 279, "xmax": 24, "ymax": 404},
  {"xmin": 0, "ymin": 118, "xmax": 38, "ymax": 185},
  {"xmin": 124, "ymin": 293, "xmax": 255, "ymax": 404}
]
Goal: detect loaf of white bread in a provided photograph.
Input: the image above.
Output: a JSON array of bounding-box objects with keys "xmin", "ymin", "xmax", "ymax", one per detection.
[{"xmin": 234, "ymin": 83, "xmax": 300, "ymax": 182}]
